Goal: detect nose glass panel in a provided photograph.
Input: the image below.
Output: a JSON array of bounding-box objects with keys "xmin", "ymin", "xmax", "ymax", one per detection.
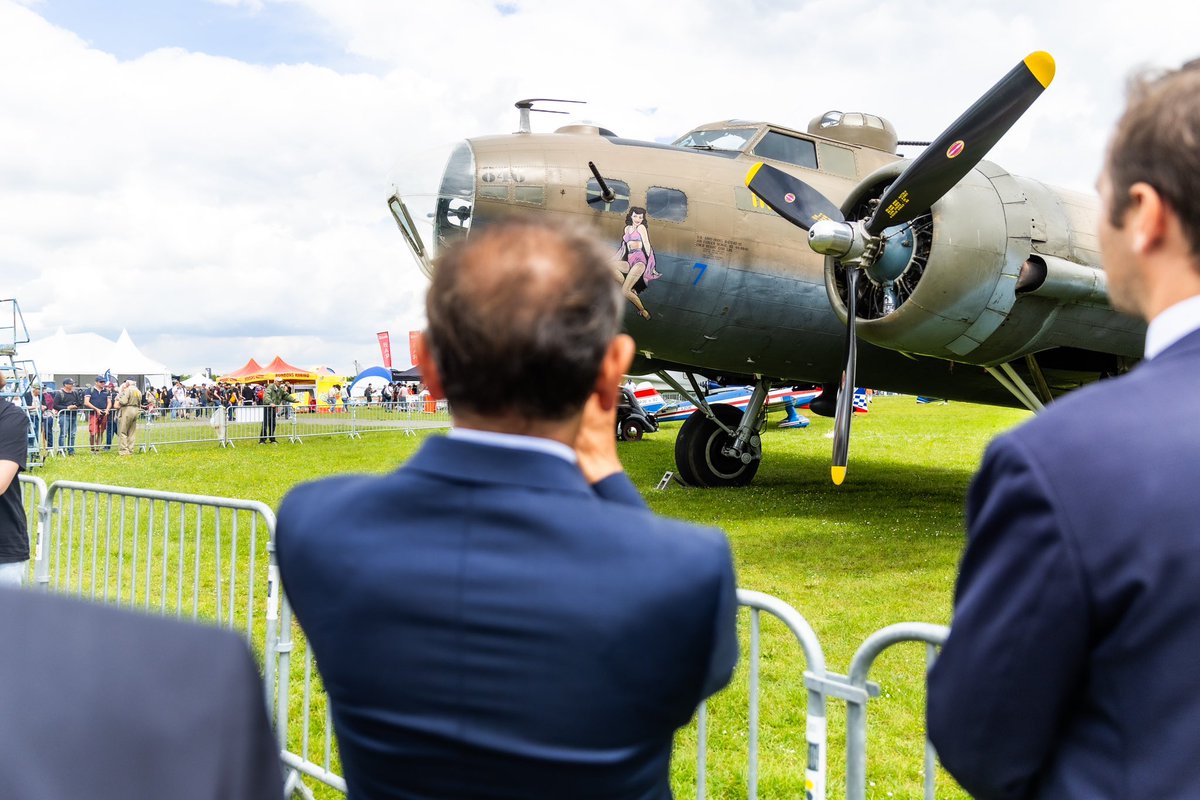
[{"xmin": 433, "ymin": 140, "xmax": 475, "ymax": 253}]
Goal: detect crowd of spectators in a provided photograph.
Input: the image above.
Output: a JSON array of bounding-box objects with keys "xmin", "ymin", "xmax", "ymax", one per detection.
[
  {"xmin": 365, "ymin": 381, "xmax": 427, "ymax": 411},
  {"xmin": 144, "ymin": 380, "xmax": 301, "ymax": 420},
  {"xmin": 11, "ymin": 376, "xmax": 435, "ymax": 456}
]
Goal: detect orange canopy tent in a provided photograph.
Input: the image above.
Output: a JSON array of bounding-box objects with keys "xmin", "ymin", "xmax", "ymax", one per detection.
[
  {"xmin": 223, "ymin": 355, "xmax": 318, "ymax": 384},
  {"xmin": 219, "ymin": 358, "xmax": 265, "ymax": 383}
]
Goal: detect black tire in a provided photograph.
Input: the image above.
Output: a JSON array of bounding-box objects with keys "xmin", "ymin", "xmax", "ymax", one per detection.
[
  {"xmin": 620, "ymin": 420, "xmax": 644, "ymax": 442},
  {"xmin": 673, "ymin": 404, "xmax": 760, "ymax": 488}
]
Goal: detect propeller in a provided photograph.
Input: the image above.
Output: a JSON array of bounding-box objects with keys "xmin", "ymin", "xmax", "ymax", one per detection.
[
  {"xmin": 745, "ymin": 162, "xmax": 844, "ymax": 230},
  {"xmin": 746, "ymin": 51, "xmax": 1055, "ymax": 484}
]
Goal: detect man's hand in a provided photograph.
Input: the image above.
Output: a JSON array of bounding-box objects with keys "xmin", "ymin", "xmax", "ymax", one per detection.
[{"xmin": 574, "ymin": 393, "xmax": 624, "ymax": 485}]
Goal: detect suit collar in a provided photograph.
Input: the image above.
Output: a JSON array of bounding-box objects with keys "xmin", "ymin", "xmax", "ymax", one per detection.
[
  {"xmin": 1150, "ymin": 326, "xmax": 1200, "ymax": 363},
  {"xmin": 405, "ymin": 435, "xmax": 594, "ymax": 495},
  {"xmin": 447, "ymin": 427, "xmax": 577, "ymax": 464},
  {"xmin": 1145, "ymin": 294, "xmax": 1200, "ymax": 359}
]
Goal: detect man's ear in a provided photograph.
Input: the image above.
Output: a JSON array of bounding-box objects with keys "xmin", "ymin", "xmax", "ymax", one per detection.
[
  {"xmin": 414, "ymin": 334, "xmax": 446, "ymax": 400},
  {"xmin": 594, "ymin": 334, "xmax": 636, "ymax": 412},
  {"xmin": 1128, "ymin": 182, "xmax": 1168, "ymax": 254}
]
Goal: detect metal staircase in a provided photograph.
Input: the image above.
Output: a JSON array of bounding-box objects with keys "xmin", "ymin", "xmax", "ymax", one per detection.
[{"xmin": 1, "ymin": 299, "xmax": 43, "ymax": 467}]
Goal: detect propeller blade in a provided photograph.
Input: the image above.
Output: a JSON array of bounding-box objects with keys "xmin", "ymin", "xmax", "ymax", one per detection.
[
  {"xmin": 746, "ymin": 163, "xmax": 845, "ymax": 231},
  {"xmin": 864, "ymin": 51, "xmax": 1055, "ymax": 236},
  {"xmin": 831, "ymin": 266, "xmax": 860, "ymax": 485}
]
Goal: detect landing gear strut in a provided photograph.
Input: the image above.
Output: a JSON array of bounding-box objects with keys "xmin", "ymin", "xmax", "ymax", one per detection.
[{"xmin": 670, "ymin": 379, "xmax": 770, "ymax": 488}]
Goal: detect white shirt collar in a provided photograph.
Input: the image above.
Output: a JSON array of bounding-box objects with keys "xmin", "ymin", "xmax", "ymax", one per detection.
[
  {"xmin": 447, "ymin": 427, "xmax": 577, "ymax": 464},
  {"xmin": 1145, "ymin": 294, "xmax": 1200, "ymax": 359}
]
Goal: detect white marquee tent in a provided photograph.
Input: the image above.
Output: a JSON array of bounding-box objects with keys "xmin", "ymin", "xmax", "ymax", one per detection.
[{"xmin": 21, "ymin": 327, "xmax": 171, "ymax": 387}]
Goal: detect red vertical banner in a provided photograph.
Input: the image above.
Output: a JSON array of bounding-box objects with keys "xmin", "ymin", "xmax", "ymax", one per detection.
[
  {"xmin": 376, "ymin": 331, "xmax": 393, "ymax": 368},
  {"xmin": 409, "ymin": 331, "xmax": 421, "ymax": 366}
]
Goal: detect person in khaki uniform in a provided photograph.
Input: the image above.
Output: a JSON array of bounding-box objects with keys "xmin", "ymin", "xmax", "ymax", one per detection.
[{"xmin": 115, "ymin": 380, "xmax": 142, "ymax": 456}]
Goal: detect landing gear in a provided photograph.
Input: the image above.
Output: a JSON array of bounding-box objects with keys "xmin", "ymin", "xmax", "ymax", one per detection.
[
  {"xmin": 672, "ymin": 378, "xmax": 772, "ymax": 488},
  {"xmin": 674, "ymin": 404, "xmax": 762, "ymax": 487}
]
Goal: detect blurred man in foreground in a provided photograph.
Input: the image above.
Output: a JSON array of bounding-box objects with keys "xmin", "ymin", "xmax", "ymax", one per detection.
[
  {"xmin": 928, "ymin": 59, "xmax": 1200, "ymax": 799},
  {"xmin": 0, "ymin": 588, "xmax": 282, "ymax": 798},
  {"xmin": 277, "ymin": 220, "xmax": 738, "ymax": 799}
]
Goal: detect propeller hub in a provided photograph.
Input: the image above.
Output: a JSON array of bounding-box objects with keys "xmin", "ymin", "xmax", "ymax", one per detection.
[
  {"xmin": 809, "ymin": 220, "xmax": 857, "ymax": 258},
  {"xmin": 865, "ymin": 223, "xmax": 915, "ymax": 284}
]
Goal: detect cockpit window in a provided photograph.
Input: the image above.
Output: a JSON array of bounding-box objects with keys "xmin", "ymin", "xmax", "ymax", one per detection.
[
  {"xmin": 586, "ymin": 178, "xmax": 630, "ymax": 213},
  {"xmin": 752, "ymin": 131, "xmax": 818, "ymax": 170},
  {"xmin": 646, "ymin": 187, "xmax": 687, "ymax": 222},
  {"xmin": 817, "ymin": 110, "xmax": 844, "ymax": 128},
  {"xmin": 673, "ymin": 127, "xmax": 759, "ymax": 152}
]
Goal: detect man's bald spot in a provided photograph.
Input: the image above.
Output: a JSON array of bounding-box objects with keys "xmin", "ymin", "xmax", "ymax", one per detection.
[{"xmin": 450, "ymin": 223, "xmax": 580, "ymax": 327}]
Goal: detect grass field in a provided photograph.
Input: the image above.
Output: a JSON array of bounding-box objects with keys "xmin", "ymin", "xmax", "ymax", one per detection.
[{"xmin": 31, "ymin": 396, "xmax": 1030, "ymax": 799}]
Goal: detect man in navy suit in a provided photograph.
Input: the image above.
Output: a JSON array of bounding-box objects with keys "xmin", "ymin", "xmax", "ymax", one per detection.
[
  {"xmin": 928, "ymin": 60, "xmax": 1200, "ymax": 799},
  {"xmin": 276, "ymin": 220, "xmax": 738, "ymax": 799}
]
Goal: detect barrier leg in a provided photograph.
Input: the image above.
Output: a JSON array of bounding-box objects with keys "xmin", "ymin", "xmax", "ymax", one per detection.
[{"xmin": 289, "ymin": 410, "xmax": 301, "ymax": 444}]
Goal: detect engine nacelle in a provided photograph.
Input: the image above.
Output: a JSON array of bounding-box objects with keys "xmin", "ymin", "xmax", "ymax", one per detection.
[{"xmin": 823, "ymin": 160, "xmax": 1139, "ymax": 366}]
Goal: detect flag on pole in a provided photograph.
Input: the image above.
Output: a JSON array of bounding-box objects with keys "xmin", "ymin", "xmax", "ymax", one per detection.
[
  {"xmin": 376, "ymin": 332, "xmax": 393, "ymax": 368},
  {"xmin": 409, "ymin": 331, "xmax": 421, "ymax": 366}
]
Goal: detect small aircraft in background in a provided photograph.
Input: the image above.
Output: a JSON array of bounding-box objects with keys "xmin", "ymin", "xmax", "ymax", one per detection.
[
  {"xmin": 654, "ymin": 385, "xmax": 821, "ymax": 426},
  {"xmin": 389, "ymin": 52, "xmax": 1142, "ymax": 487}
]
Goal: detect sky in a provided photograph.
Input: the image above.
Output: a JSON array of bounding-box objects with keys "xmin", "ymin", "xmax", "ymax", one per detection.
[{"xmin": 2, "ymin": 0, "xmax": 1197, "ymax": 375}]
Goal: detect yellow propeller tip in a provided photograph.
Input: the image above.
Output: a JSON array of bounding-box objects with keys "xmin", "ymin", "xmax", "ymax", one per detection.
[
  {"xmin": 745, "ymin": 162, "xmax": 764, "ymax": 188},
  {"xmin": 831, "ymin": 466, "xmax": 847, "ymax": 486},
  {"xmin": 1024, "ymin": 51, "xmax": 1055, "ymax": 89}
]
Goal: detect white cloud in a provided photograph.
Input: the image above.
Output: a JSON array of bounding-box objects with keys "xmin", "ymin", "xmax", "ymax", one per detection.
[{"xmin": 2, "ymin": 0, "xmax": 1198, "ymax": 372}]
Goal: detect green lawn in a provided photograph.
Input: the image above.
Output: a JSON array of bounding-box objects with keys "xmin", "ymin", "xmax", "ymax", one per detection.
[{"xmin": 29, "ymin": 396, "xmax": 1029, "ymax": 799}]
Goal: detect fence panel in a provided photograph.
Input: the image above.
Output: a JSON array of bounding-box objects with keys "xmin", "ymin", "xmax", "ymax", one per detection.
[
  {"xmin": 274, "ymin": 591, "xmax": 346, "ymax": 794},
  {"xmin": 138, "ymin": 404, "xmax": 286, "ymax": 449},
  {"xmin": 18, "ymin": 474, "xmax": 46, "ymax": 586},
  {"xmin": 693, "ymin": 589, "xmax": 830, "ymax": 800},
  {"xmin": 346, "ymin": 400, "xmax": 452, "ymax": 436},
  {"xmin": 845, "ymin": 623, "xmax": 950, "ymax": 800},
  {"xmin": 40, "ymin": 403, "xmax": 453, "ymax": 453},
  {"xmin": 41, "ymin": 408, "xmax": 115, "ymax": 456},
  {"xmin": 30, "ymin": 480, "xmax": 344, "ymax": 797},
  {"xmin": 35, "ymin": 481, "xmax": 280, "ymax": 715}
]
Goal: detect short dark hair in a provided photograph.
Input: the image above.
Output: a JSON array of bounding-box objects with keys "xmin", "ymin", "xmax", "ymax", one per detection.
[
  {"xmin": 424, "ymin": 219, "xmax": 623, "ymax": 420},
  {"xmin": 1107, "ymin": 59, "xmax": 1200, "ymax": 258}
]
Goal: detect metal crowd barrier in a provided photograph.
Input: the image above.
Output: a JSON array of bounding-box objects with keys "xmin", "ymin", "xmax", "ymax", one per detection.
[
  {"xmin": 275, "ymin": 588, "xmax": 345, "ymax": 796},
  {"xmin": 19, "ymin": 478, "xmax": 949, "ymax": 799},
  {"xmin": 38, "ymin": 404, "xmax": 453, "ymax": 453},
  {"xmin": 346, "ymin": 400, "xmax": 452, "ymax": 436},
  {"xmin": 845, "ymin": 623, "xmax": 950, "ymax": 800},
  {"xmin": 38, "ymin": 407, "xmax": 114, "ymax": 456},
  {"xmin": 32, "ymin": 482, "xmax": 278, "ymax": 660},
  {"xmin": 31, "ymin": 481, "xmax": 279, "ymax": 720},
  {"xmin": 139, "ymin": 404, "xmax": 308, "ymax": 449},
  {"xmin": 695, "ymin": 589, "xmax": 829, "ymax": 799},
  {"xmin": 18, "ymin": 474, "xmax": 46, "ymax": 586},
  {"xmin": 24, "ymin": 481, "xmax": 310, "ymax": 790}
]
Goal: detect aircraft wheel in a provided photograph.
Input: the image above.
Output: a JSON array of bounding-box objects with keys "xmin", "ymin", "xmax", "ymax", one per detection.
[
  {"xmin": 619, "ymin": 420, "xmax": 644, "ymax": 442},
  {"xmin": 674, "ymin": 404, "xmax": 760, "ymax": 488}
]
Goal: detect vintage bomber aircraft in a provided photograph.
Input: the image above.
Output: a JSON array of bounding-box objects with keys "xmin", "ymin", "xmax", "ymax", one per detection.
[{"xmin": 388, "ymin": 52, "xmax": 1145, "ymax": 488}]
